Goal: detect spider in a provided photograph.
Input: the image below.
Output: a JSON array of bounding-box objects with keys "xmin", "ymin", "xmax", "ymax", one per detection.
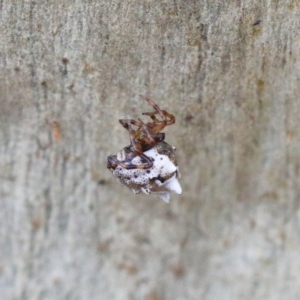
[{"xmin": 107, "ymin": 95, "xmax": 175, "ymax": 171}]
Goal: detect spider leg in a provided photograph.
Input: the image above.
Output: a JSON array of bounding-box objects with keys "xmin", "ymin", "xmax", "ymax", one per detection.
[
  {"xmin": 127, "ymin": 121, "xmax": 142, "ymax": 152},
  {"xmin": 107, "ymin": 154, "xmax": 152, "ymax": 170},
  {"xmin": 140, "ymin": 95, "xmax": 175, "ymax": 125},
  {"xmin": 161, "ymin": 109, "xmax": 175, "ymax": 125},
  {"xmin": 107, "ymin": 155, "xmax": 124, "ymax": 170},
  {"xmin": 140, "ymin": 95, "xmax": 165, "ymax": 118},
  {"xmin": 122, "ymin": 123, "xmax": 153, "ymax": 170},
  {"xmin": 125, "ymin": 153, "xmax": 153, "ymax": 170},
  {"xmin": 137, "ymin": 118, "xmax": 156, "ymax": 146},
  {"xmin": 119, "ymin": 119, "xmax": 141, "ymax": 131},
  {"xmin": 141, "ymin": 111, "xmax": 160, "ymax": 122}
]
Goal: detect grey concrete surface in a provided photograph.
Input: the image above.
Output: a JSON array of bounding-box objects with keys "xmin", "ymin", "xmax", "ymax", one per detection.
[{"xmin": 1, "ymin": 0, "xmax": 300, "ymax": 299}]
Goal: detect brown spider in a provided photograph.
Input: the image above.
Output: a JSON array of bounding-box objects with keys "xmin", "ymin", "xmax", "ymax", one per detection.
[{"xmin": 107, "ymin": 95, "xmax": 175, "ymax": 171}]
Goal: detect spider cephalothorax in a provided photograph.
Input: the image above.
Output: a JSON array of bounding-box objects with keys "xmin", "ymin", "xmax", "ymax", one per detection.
[{"xmin": 107, "ymin": 95, "xmax": 182, "ymax": 203}]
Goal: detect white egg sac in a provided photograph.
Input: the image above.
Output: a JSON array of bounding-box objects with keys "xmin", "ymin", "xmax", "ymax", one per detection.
[{"xmin": 111, "ymin": 141, "xmax": 182, "ymax": 203}]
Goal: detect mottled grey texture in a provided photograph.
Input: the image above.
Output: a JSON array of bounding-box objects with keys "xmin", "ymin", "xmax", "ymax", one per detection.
[{"xmin": 1, "ymin": 1, "xmax": 300, "ymax": 299}]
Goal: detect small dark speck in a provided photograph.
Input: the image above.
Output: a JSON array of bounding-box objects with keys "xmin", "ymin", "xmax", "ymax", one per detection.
[
  {"xmin": 62, "ymin": 57, "xmax": 69, "ymax": 64},
  {"xmin": 98, "ymin": 179, "xmax": 106, "ymax": 185},
  {"xmin": 253, "ymin": 20, "xmax": 261, "ymax": 26},
  {"xmin": 211, "ymin": 52, "xmax": 214, "ymax": 56},
  {"xmin": 160, "ymin": 157, "xmax": 163, "ymax": 160},
  {"xmin": 134, "ymin": 175, "xmax": 138, "ymax": 178},
  {"xmin": 185, "ymin": 114, "xmax": 193, "ymax": 122},
  {"xmin": 146, "ymin": 170, "xmax": 150, "ymax": 173},
  {"xmin": 159, "ymin": 177, "xmax": 165, "ymax": 183},
  {"xmin": 14, "ymin": 67, "xmax": 20, "ymax": 72},
  {"xmin": 41, "ymin": 81, "xmax": 47, "ymax": 87}
]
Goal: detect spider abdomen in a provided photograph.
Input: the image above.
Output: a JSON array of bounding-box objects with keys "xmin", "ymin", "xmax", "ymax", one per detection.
[{"xmin": 111, "ymin": 141, "xmax": 182, "ymax": 202}]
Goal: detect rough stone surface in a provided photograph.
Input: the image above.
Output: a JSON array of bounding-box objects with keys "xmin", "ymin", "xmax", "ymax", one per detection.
[{"xmin": 1, "ymin": 1, "xmax": 300, "ymax": 299}]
